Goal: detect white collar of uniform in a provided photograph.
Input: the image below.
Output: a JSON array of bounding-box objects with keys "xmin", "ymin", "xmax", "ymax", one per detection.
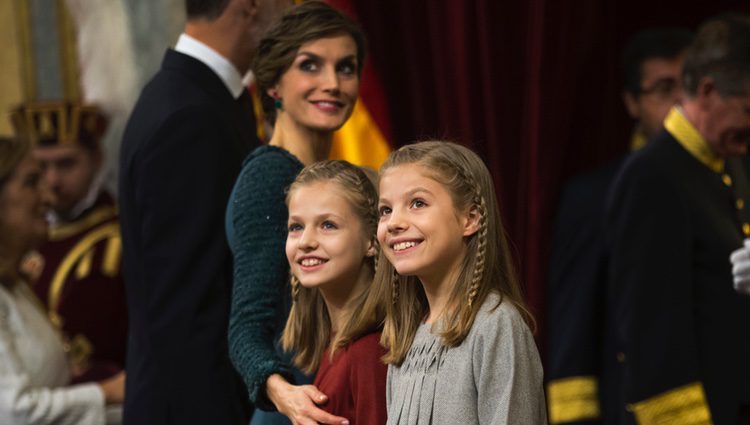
[
  {"xmin": 47, "ymin": 169, "xmax": 105, "ymax": 226},
  {"xmin": 175, "ymin": 33, "xmax": 245, "ymax": 99}
]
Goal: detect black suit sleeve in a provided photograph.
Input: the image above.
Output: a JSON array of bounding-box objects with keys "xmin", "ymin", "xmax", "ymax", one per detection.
[{"xmin": 546, "ymin": 179, "xmax": 606, "ymax": 425}]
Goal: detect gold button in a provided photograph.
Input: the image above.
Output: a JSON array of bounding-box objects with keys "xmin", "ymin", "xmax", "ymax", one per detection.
[
  {"xmin": 49, "ymin": 311, "xmax": 63, "ymax": 328},
  {"xmin": 738, "ymin": 199, "xmax": 745, "ymax": 210},
  {"xmin": 723, "ymin": 174, "xmax": 733, "ymax": 186},
  {"xmin": 616, "ymin": 352, "xmax": 626, "ymax": 363},
  {"xmin": 744, "ymin": 223, "xmax": 750, "ymax": 236}
]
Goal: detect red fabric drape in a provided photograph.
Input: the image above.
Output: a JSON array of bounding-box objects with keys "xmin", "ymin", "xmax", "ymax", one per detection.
[{"xmin": 351, "ymin": 0, "xmax": 750, "ymax": 354}]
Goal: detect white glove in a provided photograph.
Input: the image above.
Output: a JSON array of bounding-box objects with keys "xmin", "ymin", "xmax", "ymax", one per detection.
[{"xmin": 729, "ymin": 238, "xmax": 750, "ymax": 295}]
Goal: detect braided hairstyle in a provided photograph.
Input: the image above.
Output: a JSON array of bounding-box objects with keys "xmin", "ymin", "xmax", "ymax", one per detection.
[
  {"xmin": 376, "ymin": 141, "xmax": 535, "ymax": 365},
  {"xmin": 281, "ymin": 160, "xmax": 382, "ymax": 373}
]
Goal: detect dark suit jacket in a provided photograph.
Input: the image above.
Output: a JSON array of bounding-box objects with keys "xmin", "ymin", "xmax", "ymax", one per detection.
[
  {"xmin": 606, "ymin": 130, "xmax": 750, "ymax": 424},
  {"xmin": 547, "ymin": 158, "xmax": 625, "ymax": 425},
  {"xmin": 119, "ymin": 49, "xmax": 258, "ymax": 425}
]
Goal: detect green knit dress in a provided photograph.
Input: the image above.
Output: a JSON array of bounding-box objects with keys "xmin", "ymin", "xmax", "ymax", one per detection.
[{"xmin": 225, "ymin": 145, "xmax": 308, "ymax": 420}]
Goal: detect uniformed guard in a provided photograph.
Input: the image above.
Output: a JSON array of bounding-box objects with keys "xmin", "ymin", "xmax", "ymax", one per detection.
[
  {"xmin": 546, "ymin": 28, "xmax": 692, "ymax": 425},
  {"xmin": 11, "ymin": 100, "xmax": 127, "ymax": 382},
  {"xmin": 607, "ymin": 14, "xmax": 750, "ymax": 425}
]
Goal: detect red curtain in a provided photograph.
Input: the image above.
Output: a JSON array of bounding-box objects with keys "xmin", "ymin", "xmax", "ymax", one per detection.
[{"xmin": 351, "ymin": 0, "xmax": 750, "ymax": 353}]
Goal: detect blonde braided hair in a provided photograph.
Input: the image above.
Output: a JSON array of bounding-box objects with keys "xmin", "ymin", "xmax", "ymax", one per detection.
[
  {"xmin": 281, "ymin": 160, "xmax": 383, "ymax": 373},
  {"xmin": 467, "ymin": 187, "xmax": 488, "ymax": 308},
  {"xmin": 391, "ymin": 271, "xmax": 400, "ymax": 306},
  {"xmin": 290, "ymin": 274, "xmax": 301, "ymax": 302},
  {"xmin": 377, "ymin": 141, "xmax": 536, "ymax": 365}
]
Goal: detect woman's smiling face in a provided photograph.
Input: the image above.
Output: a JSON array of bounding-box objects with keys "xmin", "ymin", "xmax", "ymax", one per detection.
[
  {"xmin": 0, "ymin": 153, "xmax": 53, "ymax": 256},
  {"xmin": 272, "ymin": 34, "xmax": 360, "ymax": 133}
]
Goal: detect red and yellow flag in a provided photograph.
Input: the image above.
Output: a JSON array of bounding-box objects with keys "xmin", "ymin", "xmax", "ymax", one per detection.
[{"xmin": 305, "ymin": 0, "xmax": 392, "ymax": 169}]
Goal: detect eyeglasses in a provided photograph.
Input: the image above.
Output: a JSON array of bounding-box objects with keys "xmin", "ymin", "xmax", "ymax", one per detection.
[{"xmin": 639, "ymin": 77, "xmax": 681, "ymax": 100}]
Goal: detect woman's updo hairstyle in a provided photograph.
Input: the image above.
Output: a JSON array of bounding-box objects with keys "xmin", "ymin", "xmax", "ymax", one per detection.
[{"xmin": 252, "ymin": 0, "xmax": 366, "ymax": 125}]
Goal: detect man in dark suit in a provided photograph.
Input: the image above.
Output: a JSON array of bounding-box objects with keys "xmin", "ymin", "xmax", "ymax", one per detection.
[
  {"xmin": 546, "ymin": 28, "xmax": 692, "ymax": 425},
  {"xmin": 119, "ymin": 1, "xmax": 286, "ymax": 423},
  {"xmin": 607, "ymin": 14, "xmax": 750, "ymax": 424}
]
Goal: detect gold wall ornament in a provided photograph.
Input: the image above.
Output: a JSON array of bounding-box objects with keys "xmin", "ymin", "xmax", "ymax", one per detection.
[{"xmin": 2, "ymin": 0, "xmax": 82, "ymax": 135}]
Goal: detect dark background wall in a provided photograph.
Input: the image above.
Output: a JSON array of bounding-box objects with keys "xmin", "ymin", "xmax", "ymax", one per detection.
[{"xmin": 347, "ymin": 0, "xmax": 750, "ymax": 352}]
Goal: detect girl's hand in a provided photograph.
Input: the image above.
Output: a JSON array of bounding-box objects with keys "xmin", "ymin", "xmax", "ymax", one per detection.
[
  {"xmin": 98, "ymin": 371, "xmax": 125, "ymax": 404},
  {"xmin": 266, "ymin": 374, "xmax": 349, "ymax": 425}
]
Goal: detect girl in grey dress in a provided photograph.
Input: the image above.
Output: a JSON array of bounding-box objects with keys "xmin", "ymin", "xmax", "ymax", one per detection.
[{"xmin": 375, "ymin": 141, "xmax": 547, "ymax": 425}]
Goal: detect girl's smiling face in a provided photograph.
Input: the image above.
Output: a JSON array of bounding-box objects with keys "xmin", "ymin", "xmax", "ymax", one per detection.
[
  {"xmin": 286, "ymin": 181, "xmax": 373, "ymax": 292},
  {"xmin": 377, "ymin": 163, "xmax": 478, "ymax": 286}
]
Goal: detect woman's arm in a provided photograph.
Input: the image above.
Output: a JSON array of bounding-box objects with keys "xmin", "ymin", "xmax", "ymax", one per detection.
[
  {"xmin": 0, "ymin": 307, "xmax": 106, "ymax": 425},
  {"xmin": 266, "ymin": 373, "xmax": 348, "ymax": 425},
  {"xmin": 226, "ymin": 150, "xmax": 348, "ymax": 425},
  {"xmin": 227, "ymin": 151, "xmax": 298, "ymax": 408}
]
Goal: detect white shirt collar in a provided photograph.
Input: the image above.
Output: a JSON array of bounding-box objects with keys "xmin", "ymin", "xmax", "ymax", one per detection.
[
  {"xmin": 175, "ymin": 33, "xmax": 245, "ymax": 99},
  {"xmin": 47, "ymin": 169, "xmax": 105, "ymax": 225}
]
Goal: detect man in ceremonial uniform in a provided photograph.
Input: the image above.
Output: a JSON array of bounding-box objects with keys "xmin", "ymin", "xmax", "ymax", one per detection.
[
  {"xmin": 546, "ymin": 28, "xmax": 692, "ymax": 425},
  {"xmin": 11, "ymin": 100, "xmax": 127, "ymax": 381},
  {"xmin": 607, "ymin": 14, "xmax": 750, "ymax": 425}
]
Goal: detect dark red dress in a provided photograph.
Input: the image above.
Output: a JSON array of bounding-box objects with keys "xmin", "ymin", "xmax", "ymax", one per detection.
[{"xmin": 314, "ymin": 332, "xmax": 388, "ymax": 425}]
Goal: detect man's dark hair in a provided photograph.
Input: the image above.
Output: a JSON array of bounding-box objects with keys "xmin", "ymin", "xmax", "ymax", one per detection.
[
  {"xmin": 185, "ymin": 0, "xmax": 231, "ymax": 20},
  {"xmin": 683, "ymin": 13, "xmax": 750, "ymax": 97},
  {"xmin": 622, "ymin": 28, "xmax": 694, "ymax": 96}
]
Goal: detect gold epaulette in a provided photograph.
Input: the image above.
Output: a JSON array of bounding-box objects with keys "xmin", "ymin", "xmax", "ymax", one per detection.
[
  {"xmin": 547, "ymin": 376, "xmax": 600, "ymax": 424},
  {"xmin": 630, "ymin": 130, "xmax": 647, "ymax": 152},
  {"xmin": 48, "ymin": 222, "xmax": 121, "ymax": 327},
  {"xmin": 629, "ymin": 382, "xmax": 713, "ymax": 425},
  {"xmin": 49, "ymin": 205, "xmax": 117, "ymax": 241}
]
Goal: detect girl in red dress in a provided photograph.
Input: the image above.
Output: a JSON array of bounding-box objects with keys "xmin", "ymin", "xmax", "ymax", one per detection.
[{"xmin": 282, "ymin": 160, "xmax": 387, "ymax": 425}]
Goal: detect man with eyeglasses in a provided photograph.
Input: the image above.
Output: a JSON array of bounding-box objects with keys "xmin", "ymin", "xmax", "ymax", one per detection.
[
  {"xmin": 608, "ymin": 14, "xmax": 750, "ymax": 424},
  {"xmin": 546, "ymin": 28, "xmax": 692, "ymax": 425},
  {"xmin": 621, "ymin": 29, "xmax": 694, "ymax": 149}
]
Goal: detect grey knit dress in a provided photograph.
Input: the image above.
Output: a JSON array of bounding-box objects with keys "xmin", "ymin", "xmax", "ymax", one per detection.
[{"xmin": 386, "ymin": 293, "xmax": 547, "ymax": 425}]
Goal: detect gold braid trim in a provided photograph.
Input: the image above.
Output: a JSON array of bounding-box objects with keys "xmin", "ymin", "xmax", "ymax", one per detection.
[
  {"xmin": 74, "ymin": 249, "xmax": 93, "ymax": 280},
  {"xmin": 49, "ymin": 222, "xmax": 120, "ymax": 318},
  {"xmin": 49, "ymin": 205, "xmax": 117, "ymax": 241},
  {"xmin": 102, "ymin": 234, "xmax": 122, "ymax": 277},
  {"xmin": 629, "ymin": 382, "xmax": 713, "ymax": 425},
  {"xmin": 547, "ymin": 376, "xmax": 600, "ymax": 424}
]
